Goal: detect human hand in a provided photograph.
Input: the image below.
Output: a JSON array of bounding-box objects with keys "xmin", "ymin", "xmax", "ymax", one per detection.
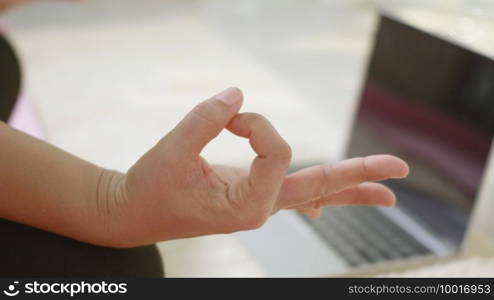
[{"xmin": 93, "ymin": 87, "xmax": 409, "ymax": 247}]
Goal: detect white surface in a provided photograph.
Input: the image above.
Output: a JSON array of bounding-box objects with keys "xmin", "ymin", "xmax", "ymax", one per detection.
[
  {"xmin": 158, "ymin": 234, "xmax": 265, "ymax": 277},
  {"xmin": 234, "ymin": 211, "xmax": 349, "ymax": 277},
  {"xmin": 381, "ymin": 257, "xmax": 494, "ymax": 277}
]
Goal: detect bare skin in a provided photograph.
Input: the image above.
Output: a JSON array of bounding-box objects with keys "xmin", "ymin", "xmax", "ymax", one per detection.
[{"xmin": 0, "ymin": 87, "xmax": 409, "ymax": 247}]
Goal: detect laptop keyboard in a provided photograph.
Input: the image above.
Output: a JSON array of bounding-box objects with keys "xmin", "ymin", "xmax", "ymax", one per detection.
[{"xmin": 301, "ymin": 206, "xmax": 431, "ymax": 266}]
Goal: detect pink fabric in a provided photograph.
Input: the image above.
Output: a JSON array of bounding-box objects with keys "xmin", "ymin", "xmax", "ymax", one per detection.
[
  {"xmin": 8, "ymin": 93, "xmax": 45, "ymax": 140},
  {"xmin": 1, "ymin": 20, "xmax": 45, "ymax": 139}
]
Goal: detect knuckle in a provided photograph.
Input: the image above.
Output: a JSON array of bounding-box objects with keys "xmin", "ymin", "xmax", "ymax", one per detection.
[
  {"xmin": 319, "ymin": 164, "xmax": 332, "ymax": 184},
  {"xmin": 237, "ymin": 213, "xmax": 268, "ymax": 231},
  {"xmin": 270, "ymin": 146, "xmax": 292, "ymax": 165},
  {"xmin": 318, "ymin": 164, "xmax": 333, "ymax": 195},
  {"xmin": 230, "ymin": 200, "xmax": 271, "ymax": 231},
  {"xmin": 360, "ymin": 156, "xmax": 371, "ymax": 182},
  {"xmin": 312, "ymin": 200, "xmax": 322, "ymax": 209},
  {"xmin": 277, "ymin": 141, "xmax": 292, "ymax": 162},
  {"xmin": 225, "ymin": 188, "xmax": 271, "ymax": 231},
  {"xmin": 190, "ymin": 103, "xmax": 223, "ymax": 130},
  {"xmin": 245, "ymin": 112, "xmax": 266, "ymax": 124}
]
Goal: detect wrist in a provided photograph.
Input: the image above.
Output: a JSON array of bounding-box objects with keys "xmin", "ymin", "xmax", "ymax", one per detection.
[{"xmin": 84, "ymin": 168, "xmax": 130, "ymax": 247}]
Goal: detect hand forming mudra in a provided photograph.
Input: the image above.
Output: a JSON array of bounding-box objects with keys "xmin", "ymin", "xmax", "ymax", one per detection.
[{"xmin": 91, "ymin": 87, "xmax": 409, "ymax": 247}]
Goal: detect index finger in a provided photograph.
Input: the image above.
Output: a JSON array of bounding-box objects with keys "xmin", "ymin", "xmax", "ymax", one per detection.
[
  {"xmin": 166, "ymin": 87, "xmax": 243, "ymax": 157},
  {"xmin": 227, "ymin": 113, "xmax": 292, "ymax": 203},
  {"xmin": 277, "ymin": 155, "xmax": 409, "ymax": 209}
]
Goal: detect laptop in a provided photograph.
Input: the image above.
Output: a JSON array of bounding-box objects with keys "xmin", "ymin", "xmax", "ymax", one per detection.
[{"xmin": 233, "ymin": 12, "xmax": 494, "ymax": 277}]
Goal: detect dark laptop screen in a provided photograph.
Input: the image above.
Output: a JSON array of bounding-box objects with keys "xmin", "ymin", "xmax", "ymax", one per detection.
[{"xmin": 346, "ymin": 14, "xmax": 494, "ymax": 249}]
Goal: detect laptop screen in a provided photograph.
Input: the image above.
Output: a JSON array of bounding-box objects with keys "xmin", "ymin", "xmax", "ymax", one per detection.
[{"xmin": 346, "ymin": 14, "xmax": 494, "ymax": 250}]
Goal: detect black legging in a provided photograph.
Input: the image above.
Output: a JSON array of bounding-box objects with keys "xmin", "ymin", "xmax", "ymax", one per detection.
[
  {"xmin": 0, "ymin": 34, "xmax": 164, "ymax": 277},
  {"xmin": 0, "ymin": 32, "xmax": 19, "ymax": 123},
  {"xmin": 0, "ymin": 219, "xmax": 164, "ymax": 277}
]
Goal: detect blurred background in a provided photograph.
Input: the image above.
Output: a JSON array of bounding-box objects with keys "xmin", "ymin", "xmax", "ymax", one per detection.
[{"xmin": 3, "ymin": 0, "xmax": 494, "ymax": 276}]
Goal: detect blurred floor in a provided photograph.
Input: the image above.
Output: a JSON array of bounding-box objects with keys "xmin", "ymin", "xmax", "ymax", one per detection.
[
  {"xmin": 3, "ymin": 0, "xmax": 376, "ymax": 171},
  {"xmin": 3, "ymin": 0, "xmax": 489, "ymax": 277}
]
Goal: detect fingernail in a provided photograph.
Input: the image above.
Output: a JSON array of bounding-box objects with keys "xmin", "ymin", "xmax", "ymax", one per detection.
[{"xmin": 215, "ymin": 87, "xmax": 241, "ymax": 105}]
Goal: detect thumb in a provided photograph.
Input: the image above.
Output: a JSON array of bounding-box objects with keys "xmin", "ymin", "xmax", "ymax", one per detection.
[{"xmin": 167, "ymin": 87, "xmax": 243, "ymax": 157}]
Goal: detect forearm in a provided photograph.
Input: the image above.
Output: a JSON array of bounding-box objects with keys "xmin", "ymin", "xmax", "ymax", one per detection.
[
  {"xmin": 0, "ymin": 121, "xmax": 121, "ymax": 246},
  {"xmin": 0, "ymin": 87, "xmax": 410, "ymax": 250}
]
